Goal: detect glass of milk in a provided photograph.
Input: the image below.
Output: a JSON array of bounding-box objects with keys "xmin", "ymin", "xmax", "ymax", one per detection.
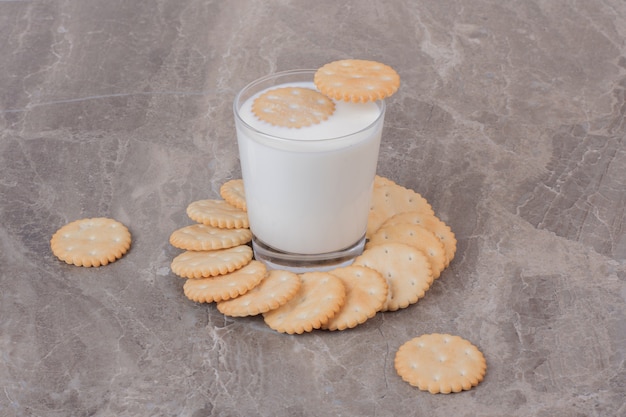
[{"xmin": 233, "ymin": 69, "xmax": 386, "ymax": 272}]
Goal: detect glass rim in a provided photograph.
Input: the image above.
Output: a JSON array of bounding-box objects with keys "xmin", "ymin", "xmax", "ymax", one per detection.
[{"xmin": 233, "ymin": 69, "xmax": 386, "ymax": 144}]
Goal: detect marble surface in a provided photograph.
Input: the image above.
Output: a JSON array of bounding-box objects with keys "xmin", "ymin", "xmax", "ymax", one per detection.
[{"xmin": 1, "ymin": 0, "xmax": 625, "ymax": 416}]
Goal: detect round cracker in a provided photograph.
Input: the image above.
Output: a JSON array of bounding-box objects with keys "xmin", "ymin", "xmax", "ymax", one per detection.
[
  {"xmin": 220, "ymin": 179, "xmax": 247, "ymax": 212},
  {"xmin": 367, "ymin": 176, "xmax": 433, "ymax": 239},
  {"xmin": 170, "ymin": 245, "xmax": 253, "ymax": 279},
  {"xmin": 263, "ymin": 272, "xmax": 346, "ymax": 334},
  {"xmin": 314, "ymin": 59, "xmax": 400, "ymax": 103},
  {"xmin": 50, "ymin": 217, "xmax": 131, "ymax": 267},
  {"xmin": 381, "ymin": 211, "xmax": 457, "ymax": 266},
  {"xmin": 367, "ymin": 222, "xmax": 447, "ymax": 279},
  {"xmin": 169, "ymin": 224, "xmax": 252, "ymax": 251},
  {"xmin": 322, "ymin": 265, "xmax": 388, "ymax": 331},
  {"xmin": 183, "ymin": 261, "xmax": 266, "ymax": 303},
  {"xmin": 395, "ymin": 334, "xmax": 487, "ymax": 394},
  {"xmin": 252, "ymin": 86, "xmax": 335, "ymax": 128},
  {"xmin": 217, "ymin": 269, "xmax": 301, "ymax": 317},
  {"xmin": 353, "ymin": 243, "xmax": 433, "ymax": 312},
  {"xmin": 186, "ymin": 199, "xmax": 249, "ymax": 229}
]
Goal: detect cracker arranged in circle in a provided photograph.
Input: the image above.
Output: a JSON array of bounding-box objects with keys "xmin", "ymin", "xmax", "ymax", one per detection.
[
  {"xmin": 170, "ymin": 245, "xmax": 253, "ymax": 279},
  {"xmin": 169, "ymin": 224, "xmax": 252, "ymax": 251},
  {"xmin": 183, "ymin": 260, "xmax": 266, "ymax": 303},
  {"xmin": 186, "ymin": 199, "xmax": 249, "ymax": 229},
  {"xmin": 217, "ymin": 269, "xmax": 301, "ymax": 317},
  {"xmin": 314, "ymin": 59, "xmax": 400, "ymax": 103},
  {"xmin": 50, "ymin": 217, "xmax": 131, "ymax": 267},
  {"xmin": 263, "ymin": 272, "xmax": 346, "ymax": 334},
  {"xmin": 381, "ymin": 211, "xmax": 457, "ymax": 266},
  {"xmin": 367, "ymin": 223, "xmax": 447, "ymax": 279},
  {"xmin": 353, "ymin": 243, "xmax": 433, "ymax": 312},
  {"xmin": 367, "ymin": 176, "xmax": 434, "ymax": 239},
  {"xmin": 252, "ymin": 87, "xmax": 335, "ymax": 128},
  {"xmin": 395, "ymin": 333, "xmax": 487, "ymax": 394},
  {"xmin": 220, "ymin": 179, "xmax": 247, "ymax": 212},
  {"xmin": 322, "ymin": 265, "xmax": 388, "ymax": 331}
]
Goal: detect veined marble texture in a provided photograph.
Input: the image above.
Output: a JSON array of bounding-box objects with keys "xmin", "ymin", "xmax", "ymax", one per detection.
[{"xmin": 1, "ymin": 1, "xmax": 624, "ymax": 416}]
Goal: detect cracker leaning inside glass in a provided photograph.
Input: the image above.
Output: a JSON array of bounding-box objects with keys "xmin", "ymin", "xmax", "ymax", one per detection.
[{"xmin": 233, "ymin": 60, "xmax": 400, "ymax": 272}]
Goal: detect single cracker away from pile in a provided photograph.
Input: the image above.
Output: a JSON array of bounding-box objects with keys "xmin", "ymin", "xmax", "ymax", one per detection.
[
  {"xmin": 367, "ymin": 222, "xmax": 447, "ymax": 279},
  {"xmin": 394, "ymin": 334, "xmax": 487, "ymax": 394},
  {"xmin": 322, "ymin": 265, "xmax": 388, "ymax": 331},
  {"xmin": 380, "ymin": 211, "xmax": 457, "ymax": 266},
  {"xmin": 183, "ymin": 260, "xmax": 266, "ymax": 303},
  {"xmin": 252, "ymin": 86, "xmax": 335, "ymax": 128},
  {"xmin": 353, "ymin": 243, "xmax": 433, "ymax": 312},
  {"xmin": 263, "ymin": 272, "xmax": 346, "ymax": 334},
  {"xmin": 367, "ymin": 176, "xmax": 434, "ymax": 239},
  {"xmin": 170, "ymin": 245, "xmax": 253, "ymax": 279},
  {"xmin": 220, "ymin": 179, "xmax": 247, "ymax": 212},
  {"xmin": 169, "ymin": 224, "xmax": 252, "ymax": 251},
  {"xmin": 314, "ymin": 59, "xmax": 400, "ymax": 103},
  {"xmin": 186, "ymin": 199, "xmax": 249, "ymax": 229},
  {"xmin": 217, "ymin": 269, "xmax": 301, "ymax": 317},
  {"xmin": 50, "ymin": 217, "xmax": 131, "ymax": 267}
]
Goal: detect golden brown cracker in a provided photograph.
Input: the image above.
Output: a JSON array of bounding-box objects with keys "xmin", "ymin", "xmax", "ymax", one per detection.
[
  {"xmin": 367, "ymin": 176, "xmax": 434, "ymax": 239},
  {"xmin": 381, "ymin": 211, "xmax": 457, "ymax": 266},
  {"xmin": 322, "ymin": 265, "xmax": 388, "ymax": 331},
  {"xmin": 220, "ymin": 179, "xmax": 247, "ymax": 212},
  {"xmin": 263, "ymin": 272, "xmax": 346, "ymax": 334},
  {"xmin": 314, "ymin": 59, "xmax": 400, "ymax": 103},
  {"xmin": 252, "ymin": 86, "xmax": 335, "ymax": 128},
  {"xmin": 169, "ymin": 224, "xmax": 252, "ymax": 251},
  {"xmin": 186, "ymin": 199, "xmax": 249, "ymax": 229},
  {"xmin": 353, "ymin": 243, "xmax": 433, "ymax": 312},
  {"xmin": 170, "ymin": 245, "xmax": 253, "ymax": 279},
  {"xmin": 217, "ymin": 269, "xmax": 301, "ymax": 317},
  {"xmin": 183, "ymin": 260, "xmax": 266, "ymax": 303},
  {"xmin": 367, "ymin": 222, "xmax": 447, "ymax": 279},
  {"xmin": 50, "ymin": 217, "xmax": 131, "ymax": 267},
  {"xmin": 394, "ymin": 333, "xmax": 487, "ymax": 394}
]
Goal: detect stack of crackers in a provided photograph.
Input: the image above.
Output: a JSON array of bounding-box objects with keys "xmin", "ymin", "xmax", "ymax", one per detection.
[{"xmin": 167, "ymin": 175, "xmax": 457, "ymax": 333}]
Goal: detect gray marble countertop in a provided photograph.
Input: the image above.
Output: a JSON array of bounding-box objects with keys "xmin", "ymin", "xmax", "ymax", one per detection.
[{"xmin": 1, "ymin": 1, "xmax": 624, "ymax": 416}]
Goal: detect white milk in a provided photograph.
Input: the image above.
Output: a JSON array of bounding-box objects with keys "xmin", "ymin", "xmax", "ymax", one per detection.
[{"xmin": 234, "ymin": 80, "xmax": 384, "ymax": 255}]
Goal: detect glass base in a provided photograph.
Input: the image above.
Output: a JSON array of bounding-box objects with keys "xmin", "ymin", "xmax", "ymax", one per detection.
[{"xmin": 252, "ymin": 235, "xmax": 366, "ymax": 273}]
